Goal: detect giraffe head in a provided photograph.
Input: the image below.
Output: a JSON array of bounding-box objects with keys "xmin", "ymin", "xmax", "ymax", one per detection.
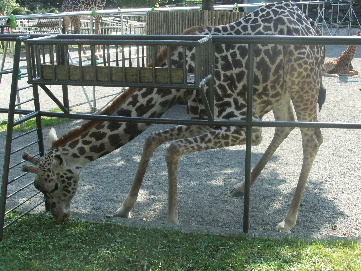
[{"xmin": 22, "ymin": 128, "xmax": 79, "ymax": 222}]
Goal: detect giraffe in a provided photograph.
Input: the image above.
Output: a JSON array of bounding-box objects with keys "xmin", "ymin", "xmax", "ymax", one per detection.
[
  {"xmin": 23, "ymin": 2, "xmax": 325, "ymax": 232},
  {"xmin": 61, "ymin": 0, "xmax": 106, "ymax": 36},
  {"xmin": 322, "ymin": 31, "xmax": 361, "ymax": 76}
]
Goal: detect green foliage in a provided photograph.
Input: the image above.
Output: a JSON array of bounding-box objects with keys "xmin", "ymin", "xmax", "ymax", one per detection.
[
  {"xmin": 7, "ymin": 7, "xmax": 31, "ymax": 15},
  {"xmin": 113, "ymin": 0, "xmax": 187, "ymax": 8},
  {"xmin": 15, "ymin": 0, "xmax": 62, "ymax": 13},
  {"xmin": 0, "ymin": 0, "xmax": 20, "ymax": 14},
  {"xmin": 114, "ymin": 0, "xmax": 159, "ymax": 8},
  {"xmin": 1, "ymin": 213, "xmax": 361, "ymax": 271}
]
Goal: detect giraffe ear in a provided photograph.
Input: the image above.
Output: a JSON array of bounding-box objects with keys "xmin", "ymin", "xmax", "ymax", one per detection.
[{"xmin": 48, "ymin": 128, "xmax": 58, "ymax": 145}]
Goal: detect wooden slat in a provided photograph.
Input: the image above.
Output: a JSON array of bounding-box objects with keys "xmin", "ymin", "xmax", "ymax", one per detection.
[
  {"xmin": 41, "ymin": 65, "xmax": 185, "ymax": 84},
  {"xmin": 147, "ymin": 10, "xmax": 247, "ymax": 36}
]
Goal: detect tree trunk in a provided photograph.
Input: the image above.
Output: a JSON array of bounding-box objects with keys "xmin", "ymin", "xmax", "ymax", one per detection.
[{"xmin": 202, "ymin": 0, "xmax": 214, "ymax": 11}]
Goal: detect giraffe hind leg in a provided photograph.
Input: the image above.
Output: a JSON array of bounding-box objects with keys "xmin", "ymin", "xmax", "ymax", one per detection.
[
  {"xmin": 113, "ymin": 125, "xmax": 212, "ymax": 219},
  {"xmin": 276, "ymin": 125, "xmax": 322, "ymax": 232},
  {"xmin": 276, "ymin": 86, "xmax": 323, "ymax": 232},
  {"xmin": 231, "ymin": 98, "xmax": 295, "ymax": 197},
  {"xmin": 165, "ymin": 125, "xmax": 262, "ymax": 224}
]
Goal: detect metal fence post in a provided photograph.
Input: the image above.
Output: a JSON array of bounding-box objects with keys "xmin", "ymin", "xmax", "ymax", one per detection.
[
  {"xmin": 243, "ymin": 42, "xmax": 256, "ymax": 233},
  {"xmin": 0, "ymin": 36, "xmax": 29, "ymax": 240}
]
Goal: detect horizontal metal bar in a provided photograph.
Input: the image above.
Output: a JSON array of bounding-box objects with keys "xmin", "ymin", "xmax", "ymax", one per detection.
[
  {"xmin": 34, "ymin": 110, "xmax": 361, "ymax": 130},
  {"xmin": 9, "ymin": 153, "xmax": 40, "ymax": 171},
  {"xmin": 22, "ymin": 34, "xmax": 361, "ymax": 46},
  {"xmin": 0, "ymin": 108, "xmax": 34, "ymax": 115},
  {"xmin": 26, "ymin": 34, "xmax": 208, "ymax": 43},
  {"xmin": 0, "ymin": 34, "xmax": 48, "ymax": 42},
  {"xmin": 17, "ymin": 85, "xmax": 33, "ymax": 91},
  {"xmin": 5, "ymin": 108, "xmax": 361, "ymax": 131},
  {"xmin": 5, "ymin": 191, "xmax": 42, "ymax": 211},
  {"xmin": 3, "ymin": 32, "xmax": 361, "ymax": 44},
  {"xmin": 10, "ymin": 141, "xmax": 39, "ymax": 155},
  {"xmin": 211, "ymin": 35, "xmax": 361, "ymax": 46},
  {"xmin": 12, "ymin": 128, "xmax": 37, "ymax": 140},
  {"xmin": 3, "ymin": 199, "xmax": 44, "ymax": 229},
  {"xmin": 12, "ymin": 111, "xmax": 39, "ymax": 126},
  {"xmin": 15, "ymin": 98, "xmax": 35, "ymax": 107},
  {"xmin": 9, "ymin": 161, "xmax": 25, "ymax": 171},
  {"xmin": 27, "ymin": 39, "xmax": 207, "ymax": 47},
  {"xmin": 8, "ymin": 172, "xmax": 29, "ymax": 185},
  {"xmin": 6, "ymin": 182, "xmax": 33, "ymax": 199},
  {"xmin": 0, "ymin": 70, "xmax": 13, "ymax": 75},
  {"xmin": 252, "ymin": 120, "xmax": 361, "ymax": 129}
]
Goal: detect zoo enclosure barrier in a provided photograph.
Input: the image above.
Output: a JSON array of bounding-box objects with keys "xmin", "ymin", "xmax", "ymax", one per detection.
[
  {"xmin": 3, "ymin": 1, "xmax": 361, "ymax": 38},
  {"xmin": 2, "ymin": 34, "xmax": 361, "ymax": 241},
  {"xmin": 0, "ymin": 7, "xmax": 248, "ymax": 113}
]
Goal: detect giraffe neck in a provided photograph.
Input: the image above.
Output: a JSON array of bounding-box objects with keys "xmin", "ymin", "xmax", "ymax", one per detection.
[
  {"xmin": 55, "ymin": 87, "xmax": 184, "ymax": 168},
  {"xmin": 339, "ymin": 45, "xmax": 357, "ymax": 62}
]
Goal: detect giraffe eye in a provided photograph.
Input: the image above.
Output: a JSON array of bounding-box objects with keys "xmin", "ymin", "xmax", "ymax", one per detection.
[{"xmin": 49, "ymin": 183, "xmax": 59, "ymax": 194}]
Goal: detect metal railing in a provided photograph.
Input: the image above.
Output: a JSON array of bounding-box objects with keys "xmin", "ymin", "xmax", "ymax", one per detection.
[{"xmin": 1, "ymin": 33, "xmax": 361, "ymax": 240}]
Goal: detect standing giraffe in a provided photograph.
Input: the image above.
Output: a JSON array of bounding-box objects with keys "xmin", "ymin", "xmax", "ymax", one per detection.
[
  {"xmin": 61, "ymin": 0, "xmax": 106, "ymax": 36},
  {"xmin": 323, "ymin": 31, "xmax": 361, "ymax": 76},
  {"xmin": 23, "ymin": 2, "xmax": 325, "ymax": 232}
]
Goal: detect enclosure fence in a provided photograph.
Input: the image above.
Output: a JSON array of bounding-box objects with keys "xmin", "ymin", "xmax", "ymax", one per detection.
[
  {"xmin": 1, "ymin": 33, "xmax": 361, "ymax": 241},
  {"xmin": 2, "ymin": 1, "xmax": 361, "ymax": 36}
]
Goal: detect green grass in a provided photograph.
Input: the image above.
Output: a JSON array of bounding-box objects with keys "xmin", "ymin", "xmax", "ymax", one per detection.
[
  {"xmin": 0, "ymin": 108, "xmax": 71, "ymax": 132},
  {"xmin": 1, "ymin": 214, "xmax": 360, "ymax": 271}
]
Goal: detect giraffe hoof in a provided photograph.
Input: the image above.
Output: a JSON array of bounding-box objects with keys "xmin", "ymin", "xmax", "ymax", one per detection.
[
  {"xmin": 230, "ymin": 186, "xmax": 244, "ymax": 197},
  {"xmin": 167, "ymin": 216, "xmax": 180, "ymax": 225},
  {"xmin": 111, "ymin": 212, "xmax": 131, "ymax": 219},
  {"xmin": 112, "ymin": 207, "xmax": 131, "ymax": 218},
  {"xmin": 276, "ymin": 220, "xmax": 294, "ymax": 233}
]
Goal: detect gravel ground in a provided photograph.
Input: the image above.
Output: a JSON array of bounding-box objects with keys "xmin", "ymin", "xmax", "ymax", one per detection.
[{"xmin": 1, "ymin": 31, "xmax": 361, "ymax": 240}]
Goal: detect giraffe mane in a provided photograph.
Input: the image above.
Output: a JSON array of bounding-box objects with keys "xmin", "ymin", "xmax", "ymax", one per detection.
[
  {"xmin": 51, "ymin": 86, "xmax": 138, "ymax": 149},
  {"xmin": 51, "ymin": 25, "xmax": 207, "ymax": 150}
]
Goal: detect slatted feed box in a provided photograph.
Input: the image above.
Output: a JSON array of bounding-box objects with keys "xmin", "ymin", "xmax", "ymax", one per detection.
[{"xmin": 25, "ymin": 34, "xmax": 213, "ymax": 89}]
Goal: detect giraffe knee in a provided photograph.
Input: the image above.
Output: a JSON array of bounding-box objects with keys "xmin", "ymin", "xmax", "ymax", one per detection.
[
  {"xmin": 165, "ymin": 143, "xmax": 182, "ymax": 166},
  {"xmin": 251, "ymin": 127, "xmax": 263, "ymax": 146},
  {"xmin": 314, "ymin": 128, "xmax": 323, "ymax": 146}
]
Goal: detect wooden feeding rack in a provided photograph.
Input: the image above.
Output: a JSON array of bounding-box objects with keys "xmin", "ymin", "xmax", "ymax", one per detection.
[{"xmin": 25, "ymin": 34, "xmax": 214, "ymax": 89}]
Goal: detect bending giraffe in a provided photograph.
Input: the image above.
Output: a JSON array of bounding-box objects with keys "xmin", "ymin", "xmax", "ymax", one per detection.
[
  {"xmin": 323, "ymin": 31, "xmax": 361, "ymax": 76},
  {"xmin": 23, "ymin": 2, "xmax": 325, "ymax": 232}
]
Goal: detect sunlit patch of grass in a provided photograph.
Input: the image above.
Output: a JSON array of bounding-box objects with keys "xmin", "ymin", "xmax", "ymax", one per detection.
[
  {"xmin": 1, "ymin": 213, "xmax": 360, "ymax": 271},
  {"xmin": 0, "ymin": 108, "xmax": 72, "ymax": 132}
]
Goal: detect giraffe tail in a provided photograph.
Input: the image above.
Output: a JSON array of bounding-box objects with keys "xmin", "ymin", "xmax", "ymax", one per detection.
[{"xmin": 318, "ymin": 83, "xmax": 326, "ymax": 111}]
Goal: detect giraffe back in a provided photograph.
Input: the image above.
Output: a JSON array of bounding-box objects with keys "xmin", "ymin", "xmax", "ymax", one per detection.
[{"xmin": 171, "ymin": 2, "xmax": 325, "ymax": 121}]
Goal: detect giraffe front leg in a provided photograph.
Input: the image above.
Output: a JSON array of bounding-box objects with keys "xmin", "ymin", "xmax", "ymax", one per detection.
[
  {"xmin": 113, "ymin": 132, "xmax": 166, "ymax": 218},
  {"xmin": 114, "ymin": 125, "xmax": 211, "ymax": 219}
]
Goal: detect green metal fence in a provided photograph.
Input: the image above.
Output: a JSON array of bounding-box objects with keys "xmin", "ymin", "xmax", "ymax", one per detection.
[{"xmin": 1, "ymin": 33, "xmax": 361, "ymax": 240}]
